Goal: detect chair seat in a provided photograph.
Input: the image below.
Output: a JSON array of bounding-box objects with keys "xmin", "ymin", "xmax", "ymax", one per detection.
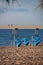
[
  {"xmin": 22, "ymin": 38, "xmax": 29, "ymax": 45},
  {"xmin": 32, "ymin": 37, "xmax": 40, "ymax": 46},
  {"xmin": 15, "ymin": 39, "xmax": 21, "ymax": 47}
]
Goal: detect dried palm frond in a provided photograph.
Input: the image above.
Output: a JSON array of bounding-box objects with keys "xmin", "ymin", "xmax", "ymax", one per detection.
[
  {"xmin": 40, "ymin": 0, "xmax": 43, "ymax": 9},
  {"xmin": 6, "ymin": 0, "xmax": 9, "ymax": 4}
]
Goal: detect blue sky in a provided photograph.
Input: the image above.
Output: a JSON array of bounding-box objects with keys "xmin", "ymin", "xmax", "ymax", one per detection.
[{"xmin": 0, "ymin": 0, "xmax": 43, "ymax": 25}]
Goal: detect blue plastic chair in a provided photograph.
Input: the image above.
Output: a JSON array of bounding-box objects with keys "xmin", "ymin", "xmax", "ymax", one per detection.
[
  {"xmin": 33, "ymin": 37, "xmax": 40, "ymax": 46},
  {"xmin": 22, "ymin": 38, "xmax": 29, "ymax": 45},
  {"xmin": 15, "ymin": 39, "xmax": 21, "ymax": 47}
]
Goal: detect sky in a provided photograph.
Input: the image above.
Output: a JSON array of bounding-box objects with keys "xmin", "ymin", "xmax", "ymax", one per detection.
[{"xmin": 0, "ymin": 0, "xmax": 43, "ymax": 25}]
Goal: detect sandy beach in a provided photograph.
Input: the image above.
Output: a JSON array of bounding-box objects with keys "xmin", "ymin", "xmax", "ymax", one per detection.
[
  {"xmin": 0, "ymin": 25, "xmax": 43, "ymax": 29},
  {"xmin": 0, "ymin": 43, "xmax": 43, "ymax": 65}
]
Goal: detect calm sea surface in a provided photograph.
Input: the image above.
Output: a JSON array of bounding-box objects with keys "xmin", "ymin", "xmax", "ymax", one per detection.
[{"xmin": 0, "ymin": 29, "xmax": 43, "ymax": 46}]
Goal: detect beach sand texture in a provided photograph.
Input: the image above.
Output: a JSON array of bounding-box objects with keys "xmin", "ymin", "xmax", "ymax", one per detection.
[
  {"xmin": 0, "ymin": 25, "xmax": 43, "ymax": 29},
  {"xmin": 0, "ymin": 43, "xmax": 43, "ymax": 65}
]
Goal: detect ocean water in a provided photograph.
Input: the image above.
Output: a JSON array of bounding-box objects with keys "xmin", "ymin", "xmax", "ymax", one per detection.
[{"xmin": 0, "ymin": 29, "xmax": 43, "ymax": 46}]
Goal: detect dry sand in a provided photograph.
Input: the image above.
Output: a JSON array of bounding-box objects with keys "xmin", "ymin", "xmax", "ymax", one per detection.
[
  {"xmin": 0, "ymin": 25, "xmax": 43, "ymax": 29},
  {"xmin": 0, "ymin": 43, "xmax": 43, "ymax": 65}
]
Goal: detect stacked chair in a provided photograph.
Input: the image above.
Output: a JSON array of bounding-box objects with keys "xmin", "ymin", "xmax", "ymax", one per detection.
[
  {"xmin": 22, "ymin": 37, "xmax": 29, "ymax": 46},
  {"xmin": 31, "ymin": 36, "xmax": 40, "ymax": 46}
]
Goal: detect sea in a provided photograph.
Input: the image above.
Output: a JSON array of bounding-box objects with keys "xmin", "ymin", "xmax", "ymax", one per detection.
[{"xmin": 0, "ymin": 29, "xmax": 43, "ymax": 46}]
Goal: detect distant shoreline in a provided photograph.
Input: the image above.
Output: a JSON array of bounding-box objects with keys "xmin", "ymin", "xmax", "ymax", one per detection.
[{"xmin": 0, "ymin": 25, "xmax": 43, "ymax": 29}]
